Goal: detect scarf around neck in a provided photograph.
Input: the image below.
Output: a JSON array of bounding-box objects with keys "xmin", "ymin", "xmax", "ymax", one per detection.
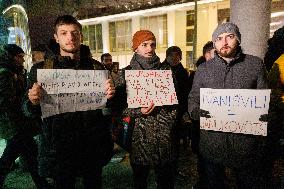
[{"xmin": 130, "ymin": 53, "xmax": 160, "ymax": 70}]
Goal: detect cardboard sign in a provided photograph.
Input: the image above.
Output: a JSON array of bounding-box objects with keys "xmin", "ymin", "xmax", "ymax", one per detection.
[
  {"xmin": 37, "ymin": 69, "xmax": 108, "ymax": 118},
  {"xmin": 200, "ymin": 88, "xmax": 271, "ymax": 136},
  {"xmin": 125, "ymin": 70, "xmax": 178, "ymax": 108}
]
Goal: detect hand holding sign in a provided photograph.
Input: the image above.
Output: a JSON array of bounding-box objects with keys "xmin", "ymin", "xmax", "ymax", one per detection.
[
  {"xmin": 105, "ymin": 79, "xmax": 115, "ymax": 99},
  {"xmin": 28, "ymin": 83, "xmax": 42, "ymax": 105},
  {"xmin": 141, "ymin": 102, "xmax": 155, "ymax": 115}
]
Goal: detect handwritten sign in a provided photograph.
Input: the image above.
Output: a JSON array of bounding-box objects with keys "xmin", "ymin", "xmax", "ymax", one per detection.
[
  {"xmin": 125, "ymin": 70, "xmax": 178, "ymax": 108},
  {"xmin": 200, "ymin": 88, "xmax": 271, "ymax": 136},
  {"xmin": 37, "ymin": 69, "xmax": 108, "ymax": 118}
]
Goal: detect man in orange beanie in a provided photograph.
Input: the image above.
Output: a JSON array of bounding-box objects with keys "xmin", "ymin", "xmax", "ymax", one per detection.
[{"xmin": 116, "ymin": 30, "xmax": 179, "ymax": 189}]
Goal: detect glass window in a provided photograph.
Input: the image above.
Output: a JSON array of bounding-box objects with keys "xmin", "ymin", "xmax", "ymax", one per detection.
[
  {"xmin": 2, "ymin": 5, "xmax": 32, "ymax": 70},
  {"xmin": 186, "ymin": 29, "xmax": 194, "ymax": 46},
  {"xmin": 82, "ymin": 24, "xmax": 103, "ymax": 53},
  {"xmin": 109, "ymin": 20, "xmax": 132, "ymax": 52},
  {"xmin": 187, "ymin": 10, "xmax": 195, "ymax": 27},
  {"xmin": 186, "ymin": 10, "xmax": 195, "ymax": 47},
  {"xmin": 140, "ymin": 15, "xmax": 168, "ymax": 49},
  {"xmin": 218, "ymin": 8, "xmax": 230, "ymax": 25}
]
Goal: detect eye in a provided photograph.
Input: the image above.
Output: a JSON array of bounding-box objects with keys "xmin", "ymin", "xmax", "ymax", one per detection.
[
  {"xmin": 229, "ymin": 34, "xmax": 235, "ymax": 39},
  {"xmin": 150, "ymin": 43, "xmax": 156, "ymax": 48},
  {"xmin": 216, "ymin": 37, "xmax": 222, "ymax": 41},
  {"xmin": 60, "ymin": 32, "xmax": 67, "ymax": 35},
  {"xmin": 141, "ymin": 43, "xmax": 147, "ymax": 47}
]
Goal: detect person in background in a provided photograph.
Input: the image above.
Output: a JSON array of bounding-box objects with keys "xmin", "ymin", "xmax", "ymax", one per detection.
[
  {"xmin": 24, "ymin": 15, "xmax": 115, "ymax": 189},
  {"xmin": 0, "ymin": 44, "xmax": 49, "ymax": 189},
  {"xmin": 101, "ymin": 53, "xmax": 119, "ymax": 82},
  {"xmin": 162, "ymin": 46, "xmax": 190, "ymax": 161},
  {"xmin": 116, "ymin": 30, "xmax": 178, "ymax": 189},
  {"xmin": 190, "ymin": 41, "xmax": 215, "ymax": 189},
  {"xmin": 195, "ymin": 41, "xmax": 214, "ymax": 68},
  {"xmin": 188, "ymin": 22, "xmax": 269, "ymax": 188},
  {"xmin": 264, "ymin": 26, "xmax": 284, "ymax": 71},
  {"xmin": 32, "ymin": 44, "xmax": 46, "ymax": 65}
]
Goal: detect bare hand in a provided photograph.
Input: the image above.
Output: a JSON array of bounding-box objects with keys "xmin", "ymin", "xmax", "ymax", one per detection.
[
  {"xmin": 28, "ymin": 83, "xmax": 42, "ymax": 105},
  {"xmin": 141, "ymin": 102, "xmax": 155, "ymax": 115},
  {"xmin": 105, "ymin": 79, "xmax": 115, "ymax": 99}
]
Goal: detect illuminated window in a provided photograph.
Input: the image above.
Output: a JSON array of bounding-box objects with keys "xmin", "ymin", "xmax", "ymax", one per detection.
[
  {"xmin": 218, "ymin": 8, "xmax": 230, "ymax": 25},
  {"xmin": 187, "ymin": 10, "xmax": 195, "ymax": 27},
  {"xmin": 82, "ymin": 24, "xmax": 103, "ymax": 53},
  {"xmin": 140, "ymin": 15, "xmax": 168, "ymax": 49},
  {"xmin": 186, "ymin": 10, "xmax": 195, "ymax": 46},
  {"xmin": 109, "ymin": 20, "xmax": 132, "ymax": 52}
]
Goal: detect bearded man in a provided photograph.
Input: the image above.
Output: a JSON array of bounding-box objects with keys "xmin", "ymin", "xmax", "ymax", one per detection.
[{"xmin": 188, "ymin": 22, "xmax": 270, "ymax": 188}]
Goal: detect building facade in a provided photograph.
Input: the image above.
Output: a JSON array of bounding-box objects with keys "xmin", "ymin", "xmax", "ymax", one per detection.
[{"xmin": 79, "ymin": 0, "xmax": 284, "ymax": 70}]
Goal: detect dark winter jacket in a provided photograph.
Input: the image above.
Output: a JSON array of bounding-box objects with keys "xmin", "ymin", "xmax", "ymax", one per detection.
[
  {"xmin": 188, "ymin": 49, "xmax": 268, "ymax": 169},
  {"xmin": 0, "ymin": 47, "xmax": 32, "ymax": 139},
  {"xmin": 161, "ymin": 61, "xmax": 189, "ymax": 121},
  {"xmin": 117, "ymin": 53, "xmax": 178, "ymax": 166},
  {"xmin": 23, "ymin": 45, "xmax": 113, "ymax": 177},
  {"xmin": 267, "ymin": 54, "xmax": 284, "ymax": 158}
]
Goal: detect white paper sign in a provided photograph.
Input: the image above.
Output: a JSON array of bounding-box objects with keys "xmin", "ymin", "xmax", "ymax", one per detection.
[
  {"xmin": 125, "ymin": 70, "xmax": 178, "ymax": 108},
  {"xmin": 37, "ymin": 69, "xmax": 108, "ymax": 118},
  {"xmin": 200, "ymin": 88, "xmax": 271, "ymax": 136}
]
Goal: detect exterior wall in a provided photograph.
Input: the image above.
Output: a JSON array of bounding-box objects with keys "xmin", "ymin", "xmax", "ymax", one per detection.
[{"xmin": 80, "ymin": 0, "xmax": 229, "ymax": 69}]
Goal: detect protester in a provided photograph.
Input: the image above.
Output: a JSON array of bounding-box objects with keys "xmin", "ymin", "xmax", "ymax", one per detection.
[
  {"xmin": 23, "ymin": 15, "xmax": 115, "ymax": 189},
  {"xmin": 0, "ymin": 44, "xmax": 49, "ymax": 189},
  {"xmin": 117, "ymin": 30, "xmax": 178, "ymax": 189},
  {"xmin": 188, "ymin": 22, "xmax": 270, "ymax": 188}
]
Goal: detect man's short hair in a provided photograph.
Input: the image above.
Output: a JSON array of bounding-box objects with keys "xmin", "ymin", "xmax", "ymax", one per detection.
[
  {"xmin": 202, "ymin": 41, "xmax": 214, "ymax": 56},
  {"xmin": 166, "ymin": 46, "xmax": 182, "ymax": 59},
  {"xmin": 54, "ymin": 15, "xmax": 82, "ymax": 33},
  {"xmin": 101, "ymin": 53, "xmax": 112, "ymax": 62}
]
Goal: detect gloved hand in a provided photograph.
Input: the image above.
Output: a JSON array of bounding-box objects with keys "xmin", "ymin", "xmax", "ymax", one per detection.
[
  {"xmin": 259, "ymin": 114, "xmax": 269, "ymax": 122},
  {"xmin": 190, "ymin": 109, "xmax": 211, "ymax": 120}
]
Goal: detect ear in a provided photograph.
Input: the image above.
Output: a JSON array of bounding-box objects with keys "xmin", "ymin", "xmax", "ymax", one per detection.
[{"xmin": 54, "ymin": 34, "xmax": 59, "ymax": 43}]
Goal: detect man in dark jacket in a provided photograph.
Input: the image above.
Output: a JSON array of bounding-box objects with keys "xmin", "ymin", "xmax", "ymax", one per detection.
[
  {"xmin": 0, "ymin": 44, "xmax": 49, "ymax": 189},
  {"xmin": 188, "ymin": 22, "xmax": 269, "ymax": 188},
  {"xmin": 24, "ymin": 15, "xmax": 115, "ymax": 189},
  {"xmin": 162, "ymin": 46, "xmax": 190, "ymax": 153}
]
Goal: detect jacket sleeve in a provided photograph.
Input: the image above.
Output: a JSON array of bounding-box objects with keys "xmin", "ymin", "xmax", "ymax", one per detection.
[
  {"xmin": 257, "ymin": 60, "xmax": 268, "ymax": 89},
  {"xmin": 22, "ymin": 64, "xmax": 41, "ymax": 118},
  {"xmin": 188, "ymin": 66, "xmax": 205, "ymax": 120},
  {"xmin": 0, "ymin": 69, "xmax": 13, "ymax": 107}
]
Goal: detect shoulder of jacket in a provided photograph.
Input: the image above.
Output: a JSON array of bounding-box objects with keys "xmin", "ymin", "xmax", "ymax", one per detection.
[
  {"xmin": 160, "ymin": 63, "xmax": 171, "ymax": 70},
  {"xmin": 92, "ymin": 59, "xmax": 104, "ymax": 70}
]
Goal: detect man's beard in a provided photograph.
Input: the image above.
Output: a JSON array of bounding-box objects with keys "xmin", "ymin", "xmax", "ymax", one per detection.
[
  {"xmin": 61, "ymin": 46, "xmax": 80, "ymax": 54},
  {"xmin": 217, "ymin": 46, "xmax": 237, "ymax": 58}
]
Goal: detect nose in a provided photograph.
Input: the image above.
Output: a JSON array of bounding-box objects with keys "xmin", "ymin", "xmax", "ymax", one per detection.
[{"xmin": 222, "ymin": 37, "xmax": 228, "ymax": 46}]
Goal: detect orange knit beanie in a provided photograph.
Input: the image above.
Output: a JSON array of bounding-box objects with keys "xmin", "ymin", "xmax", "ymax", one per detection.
[{"xmin": 132, "ymin": 30, "xmax": 156, "ymax": 51}]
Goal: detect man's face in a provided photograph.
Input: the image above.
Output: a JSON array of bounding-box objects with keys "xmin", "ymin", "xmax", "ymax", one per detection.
[
  {"xmin": 54, "ymin": 24, "xmax": 82, "ymax": 56},
  {"xmin": 214, "ymin": 33, "xmax": 239, "ymax": 58},
  {"xmin": 102, "ymin": 56, "xmax": 113, "ymax": 70},
  {"xmin": 167, "ymin": 52, "xmax": 181, "ymax": 67},
  {"xmin": 14, "ymin": 53, "xmax": 25, "ymax": 66},
  {"xmin": 204, "ymin": 49, "xmax": 215, "ymax": 61},
  {"xmin": 135, "ymin": 40, "xmax": 156, "ymax": 58}
]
